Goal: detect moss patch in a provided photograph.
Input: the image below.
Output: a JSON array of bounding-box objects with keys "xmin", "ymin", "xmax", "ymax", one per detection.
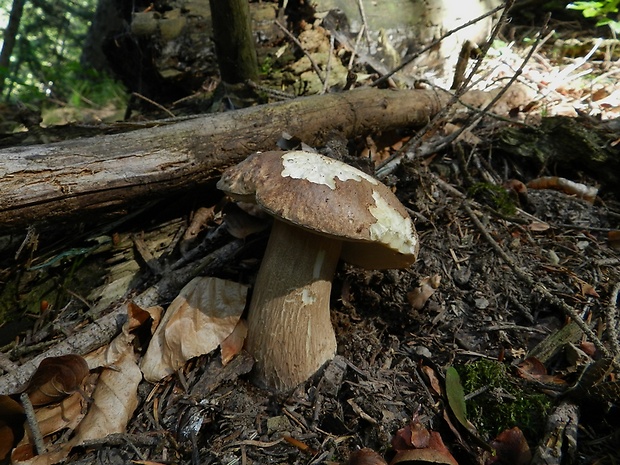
[{"xmin": 456, "ymin": 360, "xmax": 552, "ymax": 440}]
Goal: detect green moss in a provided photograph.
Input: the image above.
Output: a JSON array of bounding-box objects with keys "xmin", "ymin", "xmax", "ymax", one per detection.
[
  {"xmin": 468, "ymin": 182, "xmax": 517, "ymax": 216},
  {"xmin": 456, "ymin": 360, "xmax": 552, "ymax": 440}
]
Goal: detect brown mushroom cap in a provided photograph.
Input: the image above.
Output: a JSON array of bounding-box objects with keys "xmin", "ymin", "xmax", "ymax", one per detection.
[{"xmin": 217, "ymin": 150, "xmax": 419, "ymax": 269}]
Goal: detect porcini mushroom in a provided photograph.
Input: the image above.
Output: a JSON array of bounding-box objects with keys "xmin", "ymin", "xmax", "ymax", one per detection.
[{"xmin": 217, "ymin": 150, "xmax": 419, "ymax": 391}]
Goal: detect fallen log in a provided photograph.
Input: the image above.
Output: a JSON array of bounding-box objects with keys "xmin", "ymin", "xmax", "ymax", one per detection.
[{"xmin": 0, "ymin": 88, "xmax": 448, "ymax": 232}]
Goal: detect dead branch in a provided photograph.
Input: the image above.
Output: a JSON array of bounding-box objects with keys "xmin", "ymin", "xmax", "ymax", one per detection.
[{"xmin": 0, "ymin": 88, "xmax": 448, "ymax": 233}]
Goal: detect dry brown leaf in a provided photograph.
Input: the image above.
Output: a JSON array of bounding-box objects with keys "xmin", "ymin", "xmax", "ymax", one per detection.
[
  {"xmin": 516, "ymin": 357, "xmax": 566, "ymax": 386},
  {"xmin": 348, "ymin": 448, "xmax": 388, "ymax": 465},
  {"xmin": 392, "ymin": 414, "xmax": 431, "ymax": 451},
  {"xmin": 12, "ymin": 383, "xmax": 93, "ymax": 463},
  {"xmin": 183, "ymin": 206, "xmax": 216, "ymax": 242},
  {"xmin": 0, "ymin": 395, "xmax": 25, "ymax": 462},
  {"xmin": 24, "ymin": 355, "xmax": 90, "ymax": 407},
  {"xmin": 421, "ymin": 365, "xmax": 442, "ymax": 396},
  {"xmin": 35, "ymin": 391, "xmax": 86, "ymax": 438},
  {"xmin": 486, "ymin": 427, "xmax": 531, "ymax": 465},
  {"xmin": 579, "ymin": 282, "xmax": 600, "ymax": 298},
  {"xmin": 127, "ymin": 300, "xmax": 159, "ymax": 330},
  {"xmin": 408, "ymin": 275, "xmax": 441, "ymax": 310},
  {"xmin": 220, "ymin": 319, "xmax": 248, "ymax": 366},
  {"xmin": 84, "ymin": 303, "xmax": 152, "ymax": 370},
  {"xmin": 527, "ymin": 176, "xmax": 598, "ymax": 203},
  {"xmin": 12, "ymin": 443, "xmax": 72, "ymax": 465},
  {"xmin": 72, "ymin": 348, "xmax": 141, "ymax": 444},
  {"xmin": 608, "ymin": 230, "xmax": 620, "ymax": 250},
  {"xmin": 140, "ymin": 277, "xmax": 248, "ymax": 382},
  {"xmin": 390, "ymin": 431, "xmax": 458, "ymax": 465}
]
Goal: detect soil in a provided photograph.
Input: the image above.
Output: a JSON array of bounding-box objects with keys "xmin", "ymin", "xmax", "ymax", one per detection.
[{"xmin": 1, "ymin": 4, "xmax": 620, "ymax": 465}]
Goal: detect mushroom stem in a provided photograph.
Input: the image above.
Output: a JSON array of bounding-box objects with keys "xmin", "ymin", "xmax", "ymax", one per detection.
[{"xmin": 246, "ymin": 220, "xmax": 341, "ymax": 391}]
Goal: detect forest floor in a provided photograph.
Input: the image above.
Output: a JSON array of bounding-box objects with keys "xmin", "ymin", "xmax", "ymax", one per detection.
[{"xmin": 1, "ymin": 5, "xmax": 620, "ymax": 465}]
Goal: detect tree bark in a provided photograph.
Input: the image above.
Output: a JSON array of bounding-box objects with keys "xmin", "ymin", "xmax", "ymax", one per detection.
[
  {"xmin": 0, "ymin": 88, "xmax": 448, "ymax": 232},
  {"xmin": 0, "ymin": 0, "xmax": 27, "ymax": 94},
  {"xmin": 209, "ymin": 0, "xmax": 258, "ymax": 83}
]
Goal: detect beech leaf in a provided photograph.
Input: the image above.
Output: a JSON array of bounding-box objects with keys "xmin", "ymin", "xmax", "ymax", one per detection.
[
  {"xmin": 390, "ymin": 431, "xmax": 458, "ymax": 465},
  {"xmin": 24, "ymin": 355, "xmax": 90, "ymax": 407},
  {"xmin": 0, "ymin": 395, "xmax": 25, "ymax": 462},
  {"xmin": 141, "ymin": 277, "xmax": 248, "ymax": 382},
  {"xmin": 72, "ymin": 349, "xmax": 141, "ymax": 444}
]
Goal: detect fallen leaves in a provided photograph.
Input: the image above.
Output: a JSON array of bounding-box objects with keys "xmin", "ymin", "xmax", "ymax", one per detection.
[
  {"xmin": 390, "ymin": 415, "xmax": 458, "ymax": 465},
  {"xmin": 23, "ymin": 355, "xmax": 89, "ymax": 407},
  {"xmin": 72, "ymin": 349, "xmax": 141, "ymax": 444},
  {"xmin": 140, "ymin": 277, "xmax": 248, "ymax": 382},
  {"xmin": 486, "ymin": 427, "xmax": 531, "ymax": 465},
  {"xmin": 527, "ymin": 176, "xmax": 598, "ymax": 203},
  {"xmin": 407, "ymin": 275, "xmax": 441, "ymax": 310},
  {"xmin": 0, "ymin": 275, "xmax": 250, "ymax": 464}
]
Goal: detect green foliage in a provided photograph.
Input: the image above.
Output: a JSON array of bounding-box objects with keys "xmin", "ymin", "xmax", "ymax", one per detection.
[
  {"xmin": 259, "ymin": 56, "xmax": 274, "ymax": 76},
  {"xmin": 57, "ymin": 64, "xmax": 127, "ymax": 109},
  {"xmin": 1, "ymin": 0, "xmax": 126, "ymax": 111},
  {"xmin": 567, "ymin": 0, "xmax": 620, "ymax": 33},
  {"xmin": 456, "ymin": 360, "xmax": 552, "ymax": 440}
]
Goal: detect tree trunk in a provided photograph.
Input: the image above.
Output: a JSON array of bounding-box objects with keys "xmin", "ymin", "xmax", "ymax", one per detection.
[
  {"xmin": 0, "ymin": 88, "xmax": 448, "ymax": 232},
  {"xmin": 0, "ymin": 0, "xmax": 27, "ymax": 94},
  {"xmin": 209, "ymin": 0, "xmax": 258, "ymax": 83}
]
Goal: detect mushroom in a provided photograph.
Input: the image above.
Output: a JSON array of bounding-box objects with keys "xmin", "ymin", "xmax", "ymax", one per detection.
[{"xmin": 217, "ymin": 150, "xmax": 419, "ymax": 391}]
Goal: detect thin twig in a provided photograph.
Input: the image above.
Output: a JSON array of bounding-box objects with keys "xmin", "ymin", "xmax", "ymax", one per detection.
[
  {"xmin": 322, "ymin": 35, "xmax": 335, "ymax": 94},
  {"xmin": 274, "ymin": 20, "xmax": 325, "ymax": 84},
  {"xmin": 606, "ymin": 282, "xmax": 620, "ymax": 358},
  {"xmin": 356, "ymin": 0, "xmax": 371, "ymax": 50},
  {"xmin": 131, "ymin": 92, "xmax": 175, "ymax": 118},
  {"xmin": 21, "ymin": 392, "xmax": 46, "ymax": 455}
]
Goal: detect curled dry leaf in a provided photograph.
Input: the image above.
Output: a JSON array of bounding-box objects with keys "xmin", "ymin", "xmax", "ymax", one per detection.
[
  {"xmin": 349, "ymin": 447, "xmax": 387, "ymax": 465},
  {"xmin": 526, "ymin": 176, "xmax": 598, "ymax": 203},
  {"xmin": 72, "ymin": 348, "xmax": 141, "ymax": 445},
  {"xmin": 220, "ymin": 319, "xmax": 248, "ymax": 366},
  {"xmin": 11, "ymin": 385, "xmax": 93, "ymax": 463},
  {"xmin": 0, "ymin": 395, "xmax": 25, "ymax": 462},
  {"xmin": 24, "ymin": 355, "xmax": 90, "ymax": 407},
  {"xmin": 140, "ymin": 277, "xmax": 248, "ymax": 382},
  {"xmin": 408, "ymin": 275, "xmax": 441, "ymax": 310},
  {"xmin": 608, "ymin": 230, "xmax": 620, "ymax": 250},
  {"xmin": 390, "ymin": 431, "xmax": 458, "ymax": 465},
  {"xmin": 11, "ymin": 373, "xmax": 96, "ymax": 463},
  {"xmin": 420, "ymin": 364, "xmax": 442, "ymax": 396},
  {"xmin": 486, "ymin": 427, "xmax": 531, "ymax": 465},
  {"xmin": 183, "ymin": 206, "xmax": 216, "ymax": 242},
  {"xmin": 579, "ymin": 281, "xmax": 599, "ymax": 298},
  {"xmin": 391, "ymin": 414, "xmax": 430, "ymax": 451},
  {"xmin": 84, "ymin": 302, "xmax": 160, "ymax": 371},
  {"xmin": 516, "ymin": 357, "xmax": 566, "ymax": 386}
]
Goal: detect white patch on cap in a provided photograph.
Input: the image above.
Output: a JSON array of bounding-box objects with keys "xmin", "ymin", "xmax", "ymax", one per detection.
[
  {"xmin": 281, "ymin": 151, "xmax": 378, "ymax": 190},
  {"xmin": 368, "ymin": 191, "xmax": 418, "ymax": 255}
]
